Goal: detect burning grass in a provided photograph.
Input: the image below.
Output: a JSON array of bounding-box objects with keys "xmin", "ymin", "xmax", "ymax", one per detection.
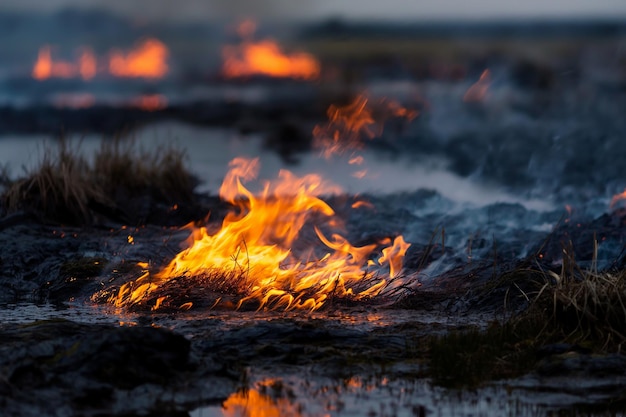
[
  {"xmin": 1, "ymin": 137, "xmax": 197, "ymax": 225},
  {"xmin": 107, "ymin": 157, "xmax": 411, "ymax": 312}
]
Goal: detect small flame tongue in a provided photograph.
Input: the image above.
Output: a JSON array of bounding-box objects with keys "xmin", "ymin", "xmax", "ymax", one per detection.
[{"xmin": 113, "ymin": 156, "xmax": 410, "ymax": 311}]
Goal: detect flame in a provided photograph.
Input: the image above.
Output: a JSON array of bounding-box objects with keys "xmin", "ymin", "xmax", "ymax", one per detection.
[
  {"xmin": 313, "ymin": 94, "xmax": 418, "ymax": 159},
  {"xmin": 463, "ymin": 69, "xmax": 491, "ymax": 103},
  {"xmin": 32, "ymin": 46, "xmax": 52, "ymax": 80},
  {"xmin": 349, "ymin": 156, "xmax": 364, "ymax": 165},
  {"xmin": 113, "ymin": 156, "xmax": 409, "ymax": 311},
  {"xmin": 351, "ymin": 170, "xmax": 368, "ymax": 179},
  {"xmin": 32, "ymin": 46, "xmax": 94, "ymax": 80},
  {"xmin": 222, "ymin": 20, "xmax": 319, "ymax": 80},
  {"xmin": 610, "ymin": 189, "xmax": 626, "ymax": 208},
  {"xmin": 109, "ymin": 38, "xmax": 169, "ymax": 78},
  {"xmin": 33, "ymin": 40, "xmax": 168, "ymax": 80},
  {"xmin": 79, "ymin": 48, "xmax": 97, "ymax": 80}
]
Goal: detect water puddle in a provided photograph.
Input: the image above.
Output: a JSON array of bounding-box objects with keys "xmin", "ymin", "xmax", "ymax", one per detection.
[{"xmin": 190, "ymin": 373, "xmax": 621, "ymax": 417}]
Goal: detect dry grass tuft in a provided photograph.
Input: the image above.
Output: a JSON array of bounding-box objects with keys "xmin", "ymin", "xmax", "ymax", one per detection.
[
  {"xmin": 2, "ymin": 140, "xmax": 108, "ymax": 224},
  {"xmin": 429, "ymin": 241, "xmax": 626, "ymax": 388},
  {"xmin": 93, "ymin": 137, "xmax": 197, "ymax": 205},
  {"xmin": 1, "ymin": 137, "xmax": 198, "ymax": 225},
  {"xmin": 521, "ymin": 266, "xmax": 626, "ymax": 351}
]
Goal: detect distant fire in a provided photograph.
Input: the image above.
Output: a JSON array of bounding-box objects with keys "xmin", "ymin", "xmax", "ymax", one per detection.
[
  {"xmin": 222, "ymin": 19, "xmax": 320, "ymax": 80},
  {"xmin": 109, "ymin": 38, "xmax": 169, "ymax": 79},
  {"xmin": 32, "ymin": 46, "xmax": 96, "ymax": 81},
  {"xmin": 32, "ymin": 38, "xmax": 169, "ymax": 80}
]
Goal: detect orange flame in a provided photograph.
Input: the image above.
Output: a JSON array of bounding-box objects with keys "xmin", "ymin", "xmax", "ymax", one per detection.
[
  {"xmin": 610, "ymin": 189, "xmax": 626, "ymax": 209},
  {"xmin": 113, "ymin": 157, "xmax": 409, "ymax": 311},
  {"xmin": 313, "ymin": 95, "xmax": 418, "ymax": 159},
  {"xmin": 32, "ymin": 46, "xmax": 95, "ymax": 80},
  {"xmin": 79, "ymin": 48, "xmax": 97, "ymax": 80},
  {"xmin": 32, "ymin": 46, "xmax": 52, "ymax": 80},
  {"xmin": 463, "ymin": 69, "xmax": 491, "ymax": 103},
  {"xmin": 33, "ymin": 40, "xmax": 168, "ymax": 80},
  {"xmin": 223, "ymin": 20, "xmax": 319, "ymax": 80},
  {"xmin": 109, "ymin": 38, "xmax": 169, "ymax": 78}
]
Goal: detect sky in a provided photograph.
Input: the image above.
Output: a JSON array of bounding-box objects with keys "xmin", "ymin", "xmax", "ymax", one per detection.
[{"xmin": 2, "ymin": 0, "xmax": 626, "ymax": 22}]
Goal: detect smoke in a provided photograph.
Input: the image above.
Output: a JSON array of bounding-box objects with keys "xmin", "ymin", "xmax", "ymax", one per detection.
[{"xmin": 0, "ymin": 0, "xmax": 316, "ymax": 22}]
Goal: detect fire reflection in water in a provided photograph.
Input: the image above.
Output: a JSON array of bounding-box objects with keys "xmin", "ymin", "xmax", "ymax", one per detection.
[{"xmin": 222, "ymin": 386, "xmax": 302, "ymax": 417}]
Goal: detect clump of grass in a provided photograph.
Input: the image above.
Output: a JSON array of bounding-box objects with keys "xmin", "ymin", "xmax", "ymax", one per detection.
[
  {"xmin": 428, "ymin": 321, "xmax": 541, "ymax": 388},
  {"xmin": 522, "ymin": 268, "xmax": 626, "ymax": 352},
  {"xmin": 93, "ymin": 137, "xmax": 197, "ymax": 204},
  {"xmin": 1, "ymin": 137, "xmax": 198, "ymax": 225},
  {"xmin": 2, "ymin": 140, "xmax": 108, "ymax": 224},
  {"xmin": 429, "ymin": 242, "xmax": 626, "ymax": 388}
]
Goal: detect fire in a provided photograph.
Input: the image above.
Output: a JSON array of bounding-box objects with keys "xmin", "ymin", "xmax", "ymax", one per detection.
[
  {"xmin": 32, "ymin": 39, "xmax": 168, "ymax": 80},
  {"xmin": 113, "ymin": 157, "xmax": 409, "ymax": 311},
  {"xmin": 32, "ymin": 46, "xmax": 96, "ymax": 80},
  {"xmin": 313, "ymin": 94, "xmax": 418, "ymax": 159},
  {"xmin": 222, "ymin": 20, "xmax": 319, "ymax": 80},
  {"xmin": 109, "ymin": 38, "xmax": 169, "ymax": 78},
  {"xmin": 610, "ymin": 189, "xmax": 626, "ymax": 208},
  {"xmin": 463, "ymin": 69, "xmax": 491, "ymax": 103},
  {"xmin": 79, "ymin": 48, "xmax": 97, "ymax": 80}
]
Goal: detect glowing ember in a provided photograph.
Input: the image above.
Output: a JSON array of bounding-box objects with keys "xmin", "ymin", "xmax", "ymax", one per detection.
[
  {"xmin": 222, "ymin": 20, "xmax": 319, "ymax": 80},
  {"xmin": 112, "ymin": 156, "xmax": 409, "ymax": 311},
  {"xmin": 463, "ymin": 69, "xmax": 491, "ymax": 103},
  {"xmin": 109, "ymin": 38, "xmax": 169, "ymax": 78},
  {"xmin": 128, "ymin": 94, "xmax": 168, "ymax": 111}
]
